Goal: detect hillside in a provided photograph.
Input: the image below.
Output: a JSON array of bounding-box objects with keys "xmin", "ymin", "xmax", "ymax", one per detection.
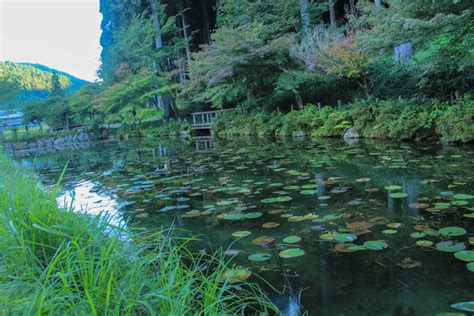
[{"xmin": 0, "ymin": 61, "xmax": 88, "ymax": 109}]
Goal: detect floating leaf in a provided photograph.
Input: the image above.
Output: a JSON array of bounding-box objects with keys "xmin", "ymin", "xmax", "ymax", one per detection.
[
  {"xmin": 222, "ymin": 213, "xmax": 244, "ymax": 221},
  {"xmin": 467, "ymin": 262, "xmax": 474, "ymax": 272},
  {"xmin": 416, "ymin": 240, "xmax": 433, "ymax": 247},
  {"xmin": 451, "ymin": 200, "xmax": 469, "ymax": 206},
  {"xmin": 453, "ymin": 194, "xmax": 474, "ymax": 200},
  {"xmin": 232, "ymin": 231, "xmax": 252, "ymax": 238},
  {"xmin": 363, "ymin": 240, "xmax": 388, "ymax": 251},
  {"xmin": 435, "ymin": 241, "xmax": 466, "ymax": 252},
  {"xmin": 384, "ymin": 185, "xmax": 402, "ymax": 191},
  {"xmin": 410, "ymin": 232, "xmax": 426, "ymax": 239},
  {"xmin": 283, "ymin": 235, "xmax": 301, "ymax": 244},
  {"xmin": 397, "ymin": 257, "xmax": 421, "ymax": 269},
  {"xmin": 335, "ymin": 243, "xmax": 363, "ymax": 252},
  {"xmin": 454, "ymin": 250, "xmax": 474, "ymax": 262},
  {"xmin": 252, "ymin": 236, "xmax": 275, "ymax": 246},
  {"xmin": 438, "ymin": 226, "xmax": 467, "ymax": 237},
  {"xmin": 279, "ymin": 248, "xmax": 305, "ymax": 258},
  {"xmin": 390, "ymin": 192, "xmax": 408, "ymax": 199},
  {"xmin": 383, "ymin": 229, "xmax": 397, "ymax": 235},
  {"xmin": 334, "ymin": 233, "xmax": 357, "ymax": 243},
  {"xmin": 262, "ymin": 222, "xmax": 280, "ymax": 229},
  {"xmin": 323, "ymin": 214, "xmax": 343, "ymax": 221},
  {"xmin": 221, "ymin": 268, "xmax": 251, "ymax": 283},
  {"xmin": 319, "ymin": 231, "xmax": 335, "ymax": 241},
  {"xmin": 450, "ymin": 301, "xmax": 474, "ymax": 313},
  {"xmin": 300, "ymin": 190, "xmax": 318, "ymax": 195},
  {"xmin": 245, "ymin": 212, "xmax": 263, "ymax": 219},
  {"xmin": 248, "ymin": 253, "xmax": 272, "ymax": 262}
]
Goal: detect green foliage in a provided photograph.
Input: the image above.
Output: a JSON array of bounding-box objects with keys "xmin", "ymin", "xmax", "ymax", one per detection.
[
  {"xmin": 0, "ymin": 152, "xmax": 276, "ymax": 314},
  {"xmin": 436, "ymin": 98, "xmax": 474, "ymax": 143},
  {"xmin": 213, "ymin": 98, "xmax": 474, "ymax": 143}
]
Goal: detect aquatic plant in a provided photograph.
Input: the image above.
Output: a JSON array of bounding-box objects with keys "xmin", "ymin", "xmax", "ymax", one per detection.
[{"xmin": 0, "ymin": 152, "xmax": 276, "ymax": 314}]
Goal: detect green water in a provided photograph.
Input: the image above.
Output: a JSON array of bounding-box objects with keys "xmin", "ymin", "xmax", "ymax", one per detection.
[{"xmin": 14, "ymin": 137, "xmax": 474, "ymax": 315}]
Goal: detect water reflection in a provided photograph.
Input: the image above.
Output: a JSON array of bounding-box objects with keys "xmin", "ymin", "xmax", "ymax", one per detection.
[{"xmin": 14, "ymin": 137, "xmax": 474, "ymax": 315}]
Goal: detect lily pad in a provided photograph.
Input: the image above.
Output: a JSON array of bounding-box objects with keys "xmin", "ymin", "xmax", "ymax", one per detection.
[
  {"xmin": 232, "ymin": 231, "xmax": 252, "ymax": 238},
  {"xmin": 283, "ymin": 235, "xmax": 302, "ymax": 244},
  {"xmin": 410, "ymin": 232, "xmax": 426, "ymax": 239},
  {"xmin": 416, "ymin": 240, "xmax": 433, "ymax": 247},
  {"xmin": 384, "ymin": 185, "xmax": 402, "ymax": 191},
  {"xmin": 363, "ymin": 240, "xmax": 388, "ymax": 251},
  {"xmin": 248, "ymin": 253, "xmax": 272, "ymax": 262},
  {"xmin": 262, "ymin": 222, "xmax": 280, "ymax": 229},
  {"xmin": 323, "ymin": 214, "xmax": 343, "ymax": 221},
  {"xmin": 390, "ymin": 192, "xmax": 408, "ymax": 199},
  {"xmin": 245, "ymin": 212, "xmax": 263, "ymax": 219},
  {"xmin": 435, "ymin": 241, "xmax": 466, "ymax": 252},
  {"xmin": 438, "ymin": 226, "xmax": 467, "ymax": 237},
  {"xmin": 450, "ymin": 301, "xmax": 474, "ymax": 313},
  {"xmin": 279, "ymin": 248, "xmax": 306, "ymax": 259},
  {"xmin": 451, "ymin": 200, "xmax": 469, "ymax": 206},
  {"xmin": 383, "ymin": 229, "xmax": 398, "ymax": 235},
  {"xmin": 334, "ymin": 233, "xmax": 358, "ymax": 243},
  {"xmin": 252, "ymin": 236, "xmax": 275, "ymax": 246},
  {"xmin": 454, "ymin": 250, "xmax": 474, "ymax": 262},
  {"xmin": 221, "ymin": 268, "xmax": 251, "ymax": 283},
  {"xmin": 453, "ymin": 194, "xmax": 474, "ymax": 200},
  {"xmin": 222, "ymin": 213, "xmax": 244, "ymax": 221},
  {"xmin": 467, "ymin": 262, "xmax": 474, "ymax": 272}
]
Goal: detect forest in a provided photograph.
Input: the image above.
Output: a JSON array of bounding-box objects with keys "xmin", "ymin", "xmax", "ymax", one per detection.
[{"xmin": 4, "ymin": 0, "xmax": 470, "ymax": 142}]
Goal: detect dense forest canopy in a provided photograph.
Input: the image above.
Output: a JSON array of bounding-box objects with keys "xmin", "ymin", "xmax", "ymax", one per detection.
[{"xmin": 6, "ymin": 0, "xmax": 472, "ymax": 136}]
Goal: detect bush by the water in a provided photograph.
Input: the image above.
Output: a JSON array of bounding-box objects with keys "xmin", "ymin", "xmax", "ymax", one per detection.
[
  {"xmin": 213, "ymin": 98, "xmax": 474, "ymax": 143},
  {"xmin": 0, "ymin": 152, "xmax": 275, "ymax": 314}
]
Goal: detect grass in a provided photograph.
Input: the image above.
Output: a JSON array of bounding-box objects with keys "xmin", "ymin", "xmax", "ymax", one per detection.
[{"xmin": 0, "ymin": 152, "xmax": 276, "ymax": 314}]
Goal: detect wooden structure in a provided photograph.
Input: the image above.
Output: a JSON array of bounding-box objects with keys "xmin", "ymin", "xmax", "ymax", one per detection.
[
  {"xmin": 191, "ymin": 109, "xmax": 233, "ymax": 130},
  {"xmin": 194, "ymin": 136, "xmax": 214, "ymax": 152}
]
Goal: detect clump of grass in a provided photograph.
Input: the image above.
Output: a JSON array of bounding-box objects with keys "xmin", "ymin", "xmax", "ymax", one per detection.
[{"xmin": 0, "ymin": 152, "xmax": 276, "ymax": 314}]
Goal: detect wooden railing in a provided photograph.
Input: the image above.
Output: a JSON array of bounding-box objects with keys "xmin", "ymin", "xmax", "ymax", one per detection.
[{"xmin": 191, "ymin": 109, "xmax": 234, "ymax": 129}]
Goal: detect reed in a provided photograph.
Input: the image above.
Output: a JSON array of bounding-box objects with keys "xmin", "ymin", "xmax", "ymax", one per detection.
[{"xmin": 0, "ymin": 152, "xmax": 276, "ymax": 315}]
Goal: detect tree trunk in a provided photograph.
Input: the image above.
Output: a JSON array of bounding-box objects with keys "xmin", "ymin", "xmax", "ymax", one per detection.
[
  {"xmin": 200, "ymin": 0, "xmax": 211, "ymax": 44},
  {"xmin": 300, "ymin": 0, "xmax": 310, "ymax": 36},
  {"xmin": 149, "ymin": 0, "xmax": 177, "ymax": 119},
  {"xmin": 178, "ymin": 0, "xmax": 192, "ymax": 65},
  {"xmin": 329, "ymin": 0, "xmax": 336, "ymax": 28},
  {"xmin": 374, "ymin": 0, "xmax": 382, "ymax": 7},
  {"xmin": 150, "ymin": 0, "xmax": 163, "ymax": 52}
]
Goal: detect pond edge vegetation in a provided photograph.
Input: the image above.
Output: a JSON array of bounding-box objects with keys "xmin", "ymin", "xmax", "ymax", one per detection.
[{"xmin": 0, "ymin": 152, "xmax": 277, "ymax": 314}]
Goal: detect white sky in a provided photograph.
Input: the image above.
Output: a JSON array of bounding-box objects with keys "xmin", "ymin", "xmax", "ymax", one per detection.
[{"xmin": 0, "ymin": 0, "xmax": 102, "ymax": 82}]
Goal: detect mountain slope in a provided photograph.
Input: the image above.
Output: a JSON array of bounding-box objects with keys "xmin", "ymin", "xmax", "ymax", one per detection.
[{"xmin": 0, "ymin": 61, "xmax": 88, "ymax": 109}]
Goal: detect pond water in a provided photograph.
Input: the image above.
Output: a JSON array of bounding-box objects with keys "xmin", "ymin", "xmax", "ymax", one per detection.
[{"xmin": 15, "ymin": 137, "xmax": 474, "ymax": 315}]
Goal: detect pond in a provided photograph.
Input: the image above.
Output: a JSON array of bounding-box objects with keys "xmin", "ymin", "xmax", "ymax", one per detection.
[{"xmin": 15, "ymin": 137, "xmax": 474, "ymax": 315}]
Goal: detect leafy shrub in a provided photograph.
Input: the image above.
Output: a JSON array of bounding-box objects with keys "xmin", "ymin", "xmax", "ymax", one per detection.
[{"xmin": 436, "ymin": 98, "xmax": 474, "ymax": 143}]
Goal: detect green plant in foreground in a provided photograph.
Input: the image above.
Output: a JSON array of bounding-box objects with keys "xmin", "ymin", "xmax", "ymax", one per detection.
[{"xmin": 0, "ymin": 152, "xmax": 276, "ymax": 315}]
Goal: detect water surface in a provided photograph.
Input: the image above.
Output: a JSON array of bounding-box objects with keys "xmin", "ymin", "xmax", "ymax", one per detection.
[{"xmin": 15, "ymin": 137, "xmax": 474, "ymax": 315}]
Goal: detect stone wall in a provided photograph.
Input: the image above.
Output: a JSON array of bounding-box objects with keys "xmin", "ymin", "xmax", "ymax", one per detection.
[{"xmin": 2, "ymin": 132, "xmax": 96, "ymax": 156}]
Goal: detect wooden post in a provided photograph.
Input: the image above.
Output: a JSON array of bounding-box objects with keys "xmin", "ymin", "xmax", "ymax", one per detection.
[
  {"xmin": 193, "ymin": 115, "xmax": 196, "ymax": 125},
  {"xmin": 317, "ymin": 102, "xmax": 321, "ymax": 111},
  {"xmin": 337, "ymin": 100, "xmax": 342, "ymax": 109},
  {"xmin": 291, "ymin": 104, "xmax": 294, "ymax": 111},
  {"xmin": 277, "ymin": 107, "xmax": 280, "ymax": 113}
]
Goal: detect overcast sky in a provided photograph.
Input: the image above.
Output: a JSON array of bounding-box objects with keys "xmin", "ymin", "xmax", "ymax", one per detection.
[{"xmin": 0, "ymin": 0, "xmax": 102, "ymax": 82}]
